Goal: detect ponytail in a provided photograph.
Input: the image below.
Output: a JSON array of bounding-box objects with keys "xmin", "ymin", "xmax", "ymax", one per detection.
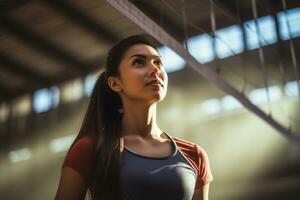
[
  {"xmin": 92, "ymin": 71, "xmax": 123, "ymax": 200},
  {"xmin": 73, "ymin": 71, "xmax": 123, "ymax": 200}
]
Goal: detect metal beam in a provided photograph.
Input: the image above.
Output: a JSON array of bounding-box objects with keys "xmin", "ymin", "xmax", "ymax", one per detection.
[
  {"xmin": 213, "ymin": 0, "xmax": 254, "ymax": 23},
  {"xmin": 105, "ymin": 0, "xmax": 300, "ymax": 144},
  {"xmin": 0, "ymin": 14, "xmax": 92, "ymax": 74},
  {"xmin": 0, "ymin": 52, "xmax": 52, "ymax": 86},
  {"xmin": 0, "ymin": 59, "xmax": 101, "ymax": 102},
  {"xmin": 129, "ymin": 0, "xmax": 184, "ymax": 42},
  {"xmin": 0, "ymin": 0, "xmax": 29, "ymax": 12},
  {"xmin": 0, "ymin": 84, "xmax": 12, "ymax": 100},
  {"xmin": 44, "ymin": 0, "xmax": 120, "ymax": 43},
  {"xmin": 214, "ymin": 0, "xmax": 239, "ymax": 20}
]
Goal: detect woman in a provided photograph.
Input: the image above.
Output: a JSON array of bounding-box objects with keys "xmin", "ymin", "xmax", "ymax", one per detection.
[{"xmin": 55, "ymin": 34, "xmax": 213, "ymax": 200}]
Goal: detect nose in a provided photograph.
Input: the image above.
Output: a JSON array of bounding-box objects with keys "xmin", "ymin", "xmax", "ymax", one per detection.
[{"xmin": 149, "ymin": 60, "xmax": 160, "ymax": 77}]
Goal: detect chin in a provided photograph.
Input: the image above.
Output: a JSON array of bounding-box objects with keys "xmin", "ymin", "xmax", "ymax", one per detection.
[{"xmin": 149, "ymin": 93, "xmax": 166, "ymax": 104}]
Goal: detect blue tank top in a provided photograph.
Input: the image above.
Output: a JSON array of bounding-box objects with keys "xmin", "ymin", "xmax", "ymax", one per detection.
[{"xmin": 121, "ymin": 136, "xmax": 197, "ymax": 200}]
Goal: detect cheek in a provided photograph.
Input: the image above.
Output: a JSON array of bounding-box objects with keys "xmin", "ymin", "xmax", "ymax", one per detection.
[
  {"xmin": 122, "ymin": 72, "xmax": 144, "ymax": 90},
  {"xmin": 162, "ymin": 71, "xmax": 168, "ymax": 85}
]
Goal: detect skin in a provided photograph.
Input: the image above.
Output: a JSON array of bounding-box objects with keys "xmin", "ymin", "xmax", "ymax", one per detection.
[{"xmin": 55, "ymin": 44, "xmax": 209, "ymax": 200}]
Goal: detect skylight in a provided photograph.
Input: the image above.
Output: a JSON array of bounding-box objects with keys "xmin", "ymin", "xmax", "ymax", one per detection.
[
  {"xmin": 215, "ymin": 25, "xmax": 244, "ymax": 59},
  {"xmin": 157, "ymin": 46, "xmax": 186, "ymax": 73},
  {"xmin": 244, "ymin": 15, "xmax": 277, "ymax": 50},
  {"xmin": 285, "ymin": 80, "xmax": 300, "ymax": 97},
  {"xmin": 8, "ymin": 148, "xmax": 32, "ymax": 163},
  {"xmin": 33, "ymin": 88, "xmax": 53, "ymax": 113},
  {"xmin": 33, "ymin": 87, "xmax": 59, "ymax": 113},
  {"xmin": 277, "ymin": 7, "xmax": 300, "ymax": 40},
  {"xmin": 249, "ymin": 85, "xmax": 282, "ymax": 105},
  {"xmin": 221, "ymin": 95, "xmax": 243, "ymax": 110},
  {"xmin": 201, "ymin": 98, "xmax": 221, "ymax": 115},
  {"xmin": 61, "ymin": 79, "xmax": 84, "ymax": 103},
  {"xmin": 187, "ymin": 33, "xmax": 215, "ymax": 64}
]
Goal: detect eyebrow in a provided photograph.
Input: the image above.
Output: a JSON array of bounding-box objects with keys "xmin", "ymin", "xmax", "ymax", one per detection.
[{"xmin": 129, "ymin": 54, "xmax": 161, "ymax": 60}]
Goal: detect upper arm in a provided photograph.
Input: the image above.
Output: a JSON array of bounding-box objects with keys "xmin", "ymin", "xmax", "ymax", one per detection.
[
  {"xmin": 55, "ymin": 167, "xmax": 88, "ymax": 200},
  {"xmin": 193, "ymin": 184, "xmax": 210, "ymax": 200}
]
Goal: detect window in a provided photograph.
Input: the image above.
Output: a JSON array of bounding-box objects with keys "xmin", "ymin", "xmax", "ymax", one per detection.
[
  {"xmin": 215, "ymin": 25, "xmax": 244, "ymax": 59},
  {"xmin": 60, "ymin": 78, "xmax": 84, "ymax": 103},
  {"xmin": 13, "ymin": 94, "xmax": 31, "ymax": 117},
  {"xmin": 33, "ymin": 87, "xmax": 59, "ymax": 113},
  {"xmin": 157, "ymin": 46, "xmax": 186, "ymax": 73},
  {"xmin": 8, "ymin": 148, "xmax": 32, "ymax": 163},
  {"xmin": 187, "ymin": 33, "xmax": 215, "ymax": 63},
  {"xmin": 33, "ymin": 89, "xmax": 52, "ymax": 113},
  {"xmin": 221, "ymin": 95, "xmax": 243, "ymax": 110},
  {"xmin": 249, "ymin": 85, "xmax": 281, "ymax": 105},
  {"xmin": 285, "ymin": 80, "xmax": 300, "ymax": 97},
  {"xmin": 278, "ymin": 7, "xmax": 300, "ymax": 40},
  {"xmin": 201, "ymin": 98, "xmax": 221, "ymax": 115},
  {"xmin": 244, "ymin": 15, "xmax": 277, "ymax": 50},
  {"xmin": 0, "ymin": 103, "xmax": 9, "ymax": 122}
]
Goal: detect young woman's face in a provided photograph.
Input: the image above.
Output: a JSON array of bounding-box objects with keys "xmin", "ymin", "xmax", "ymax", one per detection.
[{"xmin": 116, "ymin": 44, "xmax": 168, "ymax": 105}]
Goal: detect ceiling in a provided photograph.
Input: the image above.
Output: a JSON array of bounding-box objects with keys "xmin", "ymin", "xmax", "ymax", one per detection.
[{"xmin": 0, "ymin": 0, "xmax": 300, "ymax": 102}]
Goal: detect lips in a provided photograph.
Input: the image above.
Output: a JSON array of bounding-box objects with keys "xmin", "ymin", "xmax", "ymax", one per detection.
[{"xmin": 146, "ymin": 79, "xmax": 163, "ymax": 87}]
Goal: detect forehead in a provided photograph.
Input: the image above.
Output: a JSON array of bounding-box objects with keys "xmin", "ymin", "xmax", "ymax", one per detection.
[{"xmin": 122, "ymin": 44, "xmax": 160, "ymax": 59}]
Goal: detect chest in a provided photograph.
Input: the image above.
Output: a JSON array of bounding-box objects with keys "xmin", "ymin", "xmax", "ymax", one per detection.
[
  {"xmin": 120, "ymin": 149, "xmax": 196, "ymax": 200},
  {"xmin": 124, "ymin": 139, "xmax": 173, "ymax": 158}
]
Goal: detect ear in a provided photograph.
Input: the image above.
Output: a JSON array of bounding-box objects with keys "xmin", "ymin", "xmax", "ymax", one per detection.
[{"xmin": 108, "ymin": 76, "xmax": 122, "ymax": 92}]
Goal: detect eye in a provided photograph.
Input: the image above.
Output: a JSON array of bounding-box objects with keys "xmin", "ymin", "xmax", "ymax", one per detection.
[
  {"xmin": 154, "ymin": 59, "xmax": 163, "ymax": 67},
  {"xmin": 132, "ymin": 58, "xmax": 145, "ymax": 66}
]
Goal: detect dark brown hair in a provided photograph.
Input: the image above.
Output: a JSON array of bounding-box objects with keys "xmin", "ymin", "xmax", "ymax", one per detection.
[{"xmin": 70, "ymin": 34, "xmax": 160, "ymax": 200}]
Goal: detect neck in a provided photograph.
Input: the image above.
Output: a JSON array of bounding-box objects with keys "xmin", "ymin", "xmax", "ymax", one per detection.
[{"xmin": 121, "ymin": 102, "xmax": 161, "ymax": 139}]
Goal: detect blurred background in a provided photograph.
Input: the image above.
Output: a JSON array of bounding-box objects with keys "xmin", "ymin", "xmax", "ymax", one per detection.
[{"xmin": 0, "ymin": 0, "xmax": 300, "ymax": 199}]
